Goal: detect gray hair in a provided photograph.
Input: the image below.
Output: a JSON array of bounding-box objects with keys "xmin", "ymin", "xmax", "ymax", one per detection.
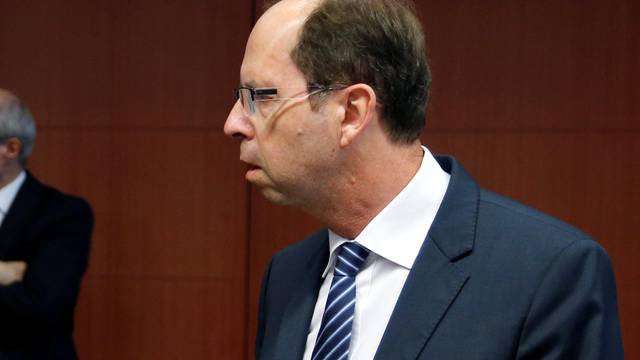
[{"xmin": 0, "ymin": 97, "xmax": 36, "ymax": 166}]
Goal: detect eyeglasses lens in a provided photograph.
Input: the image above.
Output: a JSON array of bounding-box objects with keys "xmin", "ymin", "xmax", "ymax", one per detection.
[{"xmin": 237, "ymin": 88, "xmax": 254, "ymax": 115}]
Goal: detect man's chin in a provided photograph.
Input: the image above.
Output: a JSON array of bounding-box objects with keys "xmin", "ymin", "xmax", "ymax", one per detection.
[
  {"xmin": 259, "ymin": 187, "xmax": 295, "ymax": 206},
  {"xmin": 246, "ymin": 173, "xmax": 297, "ymax": 206}
]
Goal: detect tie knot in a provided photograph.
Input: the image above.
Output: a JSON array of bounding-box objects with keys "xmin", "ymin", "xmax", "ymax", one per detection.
[{"xmin": 334, "ymin": 242, "xmax": 370, "ymax": 277}]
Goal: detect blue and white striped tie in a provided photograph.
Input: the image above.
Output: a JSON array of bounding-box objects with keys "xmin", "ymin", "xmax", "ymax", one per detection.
[{"xmin": 311, "ymin": 242, "xmax": 370, "ymax": 360}]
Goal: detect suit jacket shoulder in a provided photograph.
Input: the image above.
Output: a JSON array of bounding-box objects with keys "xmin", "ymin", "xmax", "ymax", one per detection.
[
  {"xmin": 377, "ymin": 156, "xmax": 622, "ymax": 359},
  {"xmin": 0, "ymin": 172, "xmax": 93, "ymax": 259}
]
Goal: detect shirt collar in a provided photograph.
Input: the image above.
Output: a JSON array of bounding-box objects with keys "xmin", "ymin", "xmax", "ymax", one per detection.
[
  {"xmin": 0, "ymin": 171, "xmax": 27, "ymax": 216},
  {"xmin": 323, "ymin": 147, "xmax": 450, "ymax": 277}
]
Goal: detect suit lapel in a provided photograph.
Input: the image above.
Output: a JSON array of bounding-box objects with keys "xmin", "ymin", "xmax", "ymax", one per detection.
[
  {"xmin": 374, "ymin": 156, "xmax": 479, "ymax": 360},
  {"xmin": 0, "ymin": 172, "xmax": 44, "ymax": 257},
  {"xmin": 273, "ymin": 232, "xmax": 329, "ymax": 360}
]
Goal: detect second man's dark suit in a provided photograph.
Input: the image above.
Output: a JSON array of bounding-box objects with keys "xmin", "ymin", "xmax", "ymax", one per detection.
[
  {"xmin": 255, "ymin": 156, "xmax": 623, "ymax": 359},
  {"xmin": 0, "ymin": 172, "xmax": 93, "ymax": 360}
]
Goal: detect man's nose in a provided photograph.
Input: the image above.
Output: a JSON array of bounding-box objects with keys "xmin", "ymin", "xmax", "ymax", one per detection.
[{"xmin": 224, "ymin": 101, "xmax": 254, "ymax": 140}]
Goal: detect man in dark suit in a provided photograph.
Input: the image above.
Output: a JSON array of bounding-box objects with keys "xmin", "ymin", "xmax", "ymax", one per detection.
[
  {"xmin": 0, "ymin": 89, "xmax": 93, "ymax": 359},
  {"xmin": 224, "ymin": 0, "xmax": 623, "ymax": 359}
]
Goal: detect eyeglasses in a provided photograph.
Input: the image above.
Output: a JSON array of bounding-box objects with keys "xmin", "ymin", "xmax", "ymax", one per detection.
[{"xmin": 233, "ymin": 84, "xmax": 347, "ymax": 115}]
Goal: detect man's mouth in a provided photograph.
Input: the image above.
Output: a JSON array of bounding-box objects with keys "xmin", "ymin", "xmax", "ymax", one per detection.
[
  {"xmin": 240, "ymin": 156, "xmax": 259, "ymax": 169},
  {"xmin": 240, "ymin": 155, "xmax": 262, "ymax": 179},
  {"xmin": 244, "ymin": 162, "xmax": 262, "ymax": 180}
]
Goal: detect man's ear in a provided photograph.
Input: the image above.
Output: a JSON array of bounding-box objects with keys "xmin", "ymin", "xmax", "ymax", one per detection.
[
  {"xmin": 0, "ymin": 137, "xmax": 22, "ymax": 161},
  {"xmin": 338, "ymin": 84, "xmax": 377, "ymax": 147}
]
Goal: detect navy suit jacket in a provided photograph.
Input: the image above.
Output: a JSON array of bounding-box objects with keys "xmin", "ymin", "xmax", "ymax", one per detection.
[
  {"xmin": 0, "ymin": 173, "xmax": 93, "ymax": 360},
  {"xmin": 256, "ymin": 156, "xmax": 623, "ymax": 359}
]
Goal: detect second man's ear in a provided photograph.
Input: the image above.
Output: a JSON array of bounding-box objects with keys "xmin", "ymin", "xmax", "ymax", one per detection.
[
  {"xmin": 0, "ymin": 137, "xmax": 23, "ymax": 161},
  {"xmin": 339, "ymin": 84, "xmax": 377, "ymax": 147}
]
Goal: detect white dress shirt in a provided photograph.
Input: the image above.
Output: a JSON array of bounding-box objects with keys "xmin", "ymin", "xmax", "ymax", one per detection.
[
  {"xmin": 303, "ymin": 147, "xmax": 451, "ymax": 360},
  {"xmin": 0, "ymin": 171, "xmax": 26, "ymax": 227}
]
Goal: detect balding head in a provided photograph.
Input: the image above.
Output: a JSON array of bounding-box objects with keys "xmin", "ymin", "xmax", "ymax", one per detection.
[
  {"xmin": 241, "ymin": 0, "xmax": 320, "ymax": 90},
  {"xmin": 254, "ymin": 0, "xmax": 320, "ymax": 43},
  {"xmin": 0, "ymin": 89, "xmax": 36, "ymax": 167},
  {"xmin": 0, "ymin": 89, "xmax": 19, "ymax": 108},
  {"xmin": 251, "ymin": 0, "xmax": 430, "ymax": 143}
]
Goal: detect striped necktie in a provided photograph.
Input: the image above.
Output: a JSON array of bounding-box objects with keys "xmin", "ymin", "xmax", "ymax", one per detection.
[{"xmin": 311, "ymin": 241, "xmax": 370, "ymax": 360}]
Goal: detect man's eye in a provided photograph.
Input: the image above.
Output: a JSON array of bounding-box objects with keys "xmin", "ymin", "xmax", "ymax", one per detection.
[{"xmin": 255, "ymin": 93, "xmax": 277, "ymax": 101}]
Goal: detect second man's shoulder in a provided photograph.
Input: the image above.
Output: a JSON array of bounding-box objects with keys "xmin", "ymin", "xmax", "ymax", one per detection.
[{"xmin": 27, "ymin": 173, "xmax": 93, "ymax": 221}]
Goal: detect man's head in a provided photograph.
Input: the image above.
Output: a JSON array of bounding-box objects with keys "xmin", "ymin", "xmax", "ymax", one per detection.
[
  {"xmin": 224, "ymin": 0, "xmax": 429, "ymax": 210},
  {"xmin": 0, "ymin": 89, "xmax": 36, "ymax": 173}
]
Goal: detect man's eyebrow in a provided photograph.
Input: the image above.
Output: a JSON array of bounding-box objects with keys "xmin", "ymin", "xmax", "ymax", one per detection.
[
  {"xmin": 240, "ymin": 80, "xmax": 279, "ymax": 89},
  {"xmin": 240, "ymin": 81, "xmax": 257, "ymax": 88}
]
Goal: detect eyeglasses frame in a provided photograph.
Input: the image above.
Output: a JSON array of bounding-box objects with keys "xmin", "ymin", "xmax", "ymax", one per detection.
[{"xmin": 233, "ymin": 84, "xmax": 348, "ymax": 115}]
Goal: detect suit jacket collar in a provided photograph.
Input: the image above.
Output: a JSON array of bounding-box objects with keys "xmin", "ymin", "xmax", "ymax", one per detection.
[
  {"xmin": 0, "ymin": 171, "xmax": 46, "ymax": 257},
  {"xmin": 428, "ymin": 155, "xmax": 478, "ymax": 261},
  {"xmin": 374, "ymin": 155, "xmax": 478, "ymax": 359}
]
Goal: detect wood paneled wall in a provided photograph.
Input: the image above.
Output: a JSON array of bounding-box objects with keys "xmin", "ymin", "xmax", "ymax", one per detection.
[
  {"xmin": 1, "ymin": 1, "xmax": 637, "ymax": 359},
  {"xmin": 1, "ymin": 1, "xmax": 252, "ymax": 358}
]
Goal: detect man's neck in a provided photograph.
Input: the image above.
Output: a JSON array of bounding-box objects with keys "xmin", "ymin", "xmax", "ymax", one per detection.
[
  {"xmin": 0, "ymin": 166, "xmax": 24, "ymax": 190},
  {"xmin": 309, "ymin": 142, "xmax": 424, "ymax": 240}
]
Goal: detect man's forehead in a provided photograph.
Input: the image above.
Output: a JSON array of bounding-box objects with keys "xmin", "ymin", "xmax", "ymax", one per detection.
[
  {"xmin": 245, "ymin": 16, "xmax": 302, "ymax": 65},
  {"xmin": 240, "ymin": 0, "xmax": 318, "ymax": 86}
]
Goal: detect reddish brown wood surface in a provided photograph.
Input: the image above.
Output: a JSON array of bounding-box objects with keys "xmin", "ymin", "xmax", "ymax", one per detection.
[{"xmin": 1, "ymin": 1, "xmax": 252, "ymax": 358}]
